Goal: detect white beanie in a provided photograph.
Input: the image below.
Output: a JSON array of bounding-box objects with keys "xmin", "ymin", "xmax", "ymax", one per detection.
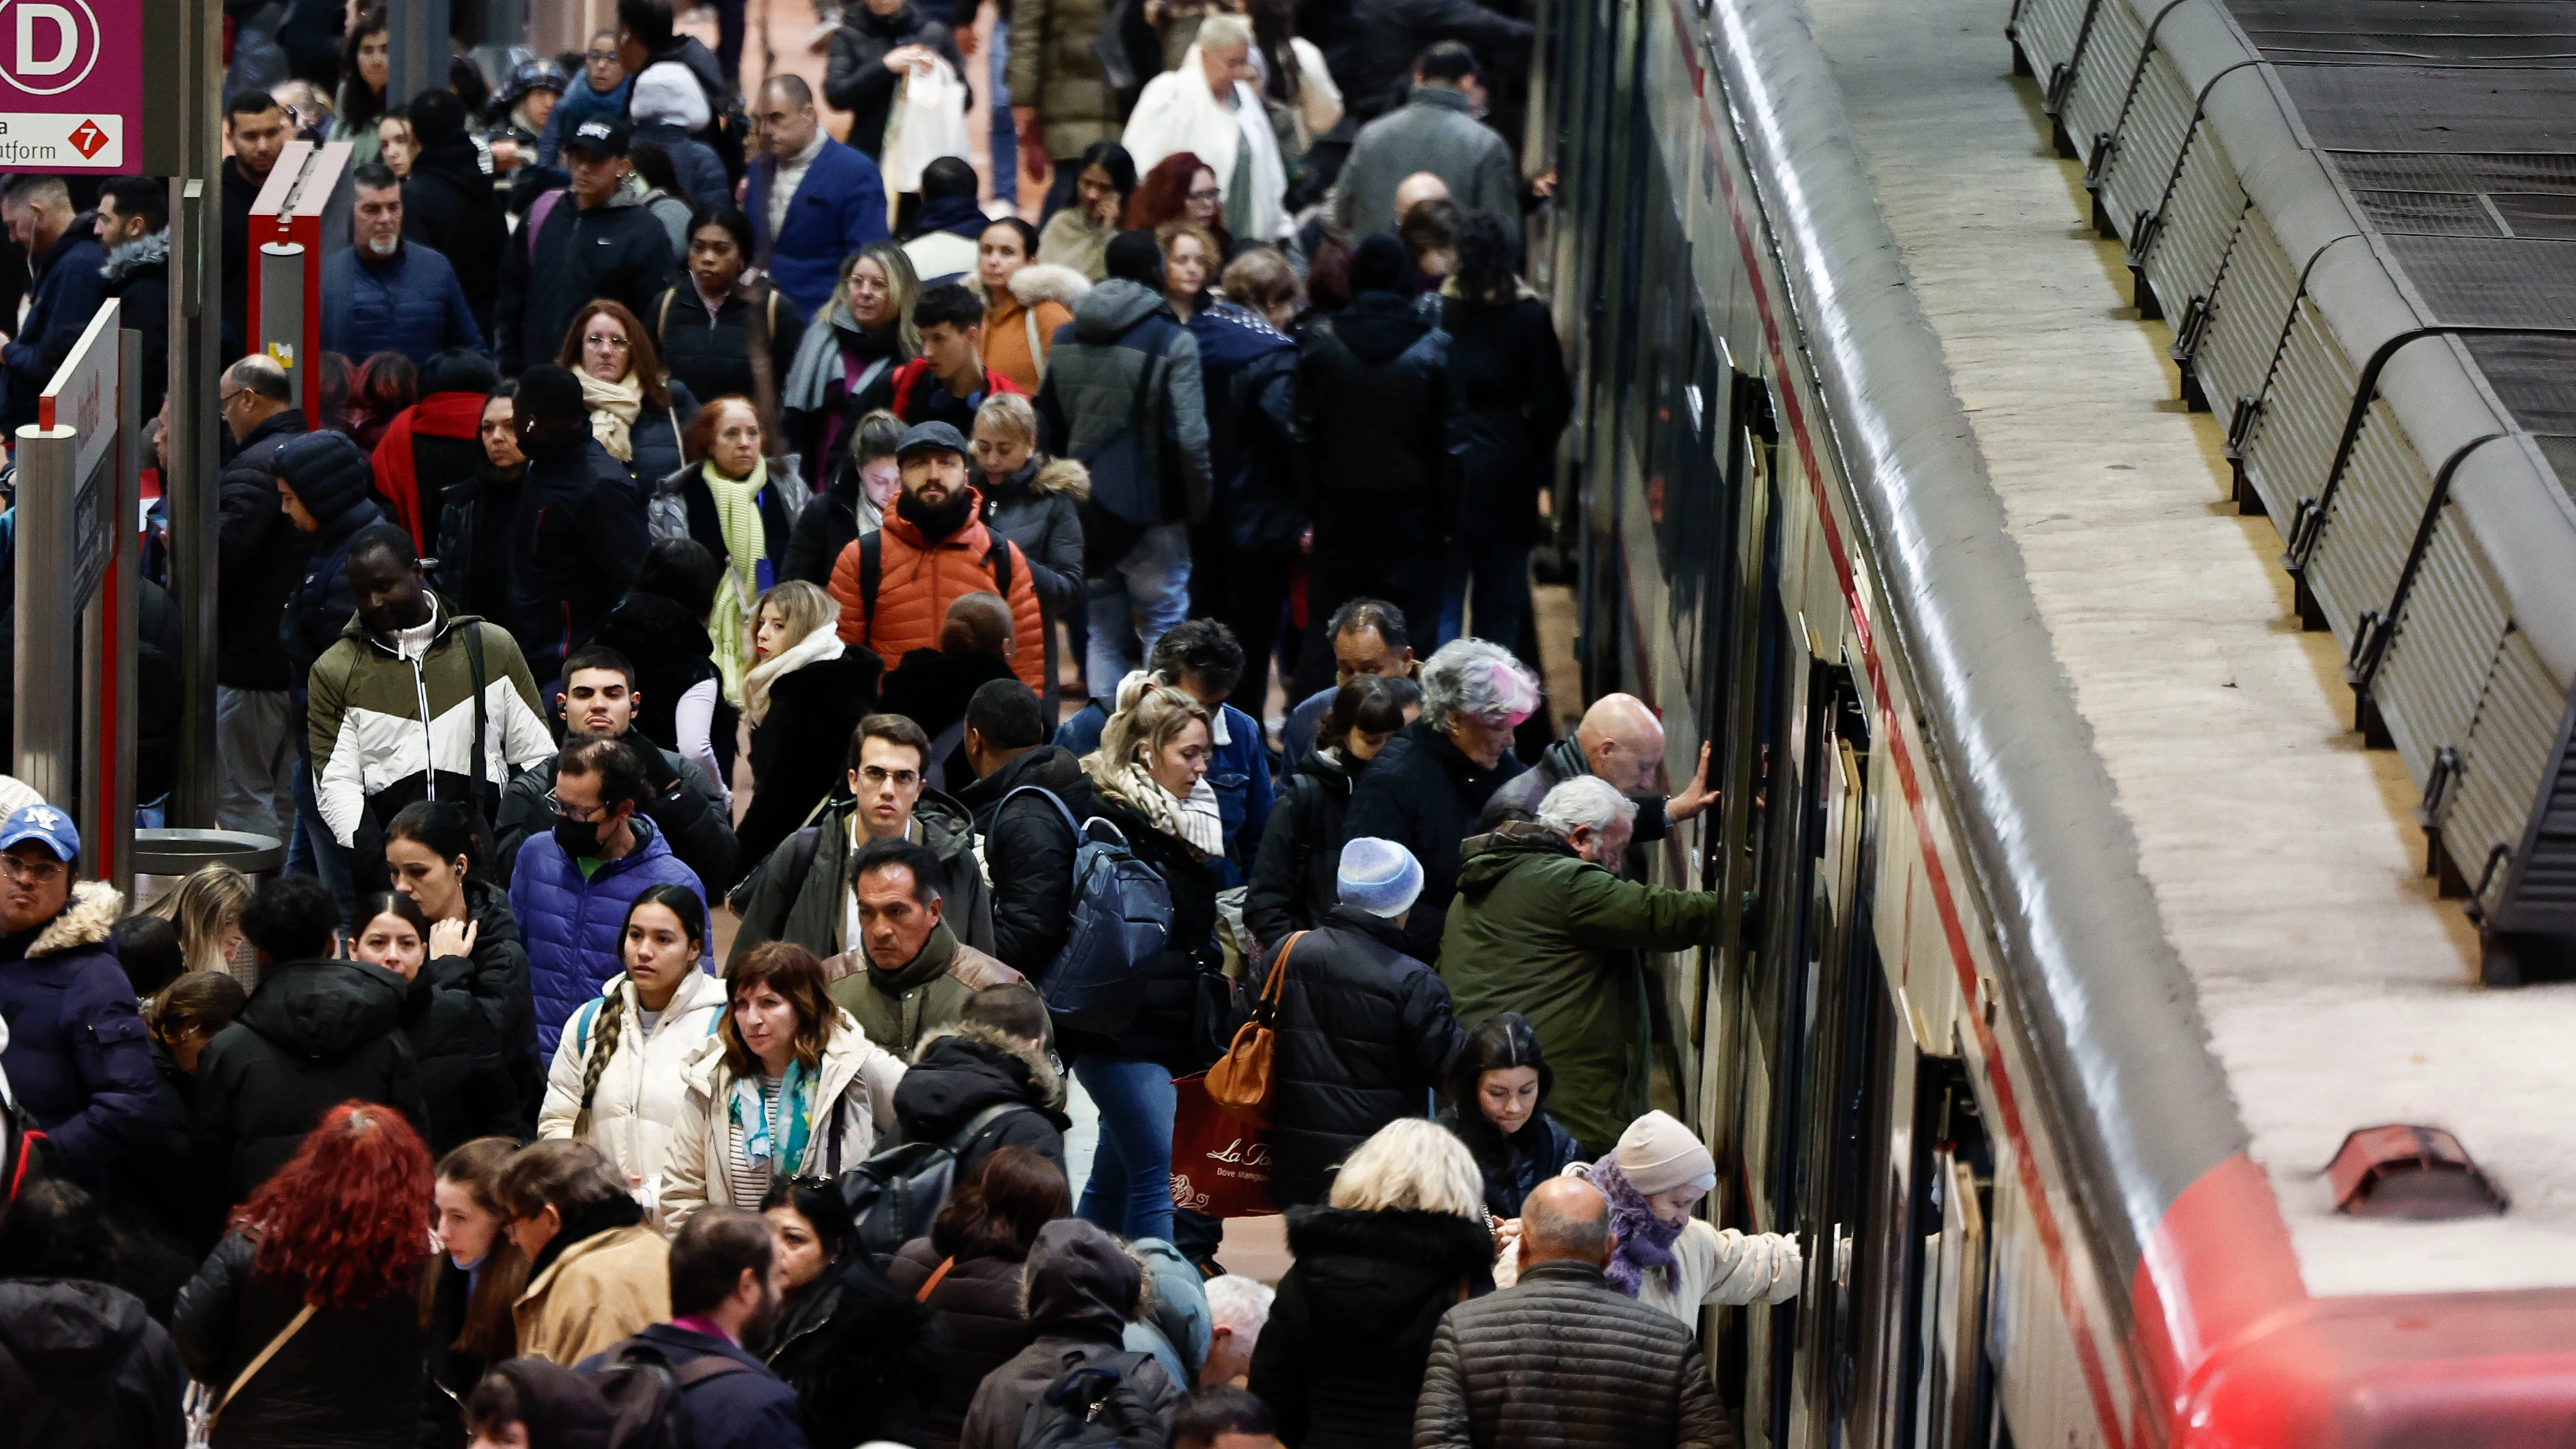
[
  {"xmin": 1616, "ymin": 1110, "xmax": 1717, "ymax": 1196},
  {"xmin": 631, "ymin": 63, "xmax": 711, "ymax": 132}
]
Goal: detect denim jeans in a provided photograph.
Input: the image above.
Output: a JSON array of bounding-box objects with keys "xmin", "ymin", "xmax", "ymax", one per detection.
[
  {"xmin": 1072, "ymin": 1055, "xmax": 1176, "ymax": 1244},
  {"xmin": 1438, "ymin": 532, "xmax": 1533, "ymax": 648},
  {"xmin": 1086, "ymin": 522, "xmax": 1192, "ymax": 691},
  {"xmin": 989, "ymin": 23, "xmax": 1018, "ymax": 204},
  {"xmin": 288, "ymin": 762, "xmax": 356, "ymax": 927}
]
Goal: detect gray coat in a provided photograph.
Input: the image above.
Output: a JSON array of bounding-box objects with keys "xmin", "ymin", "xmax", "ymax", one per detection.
[
  {"xmin": 981, "ymin": 455, "xmax": 1089, "ymax": 715},
  {"xmin": 1033, "ymin": 279, "xmax": 1213, "ymax": 528},
  {"xmin": 1331, "ymin": 86, "xmax": 1520, "ymax": 238},
  {"xmin": 1414, "ymin": 1259, "xmax": 1734, "ymax": 1449}
]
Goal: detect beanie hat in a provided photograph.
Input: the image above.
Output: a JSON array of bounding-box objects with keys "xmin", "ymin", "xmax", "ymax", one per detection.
[
  {"xmin": 272, "ymin": 431, "xmax": 376, "ymax": 526},
  {"xmin": 630, "ymin": 63, "xmax": 712, "ymax": 132},
  {"xmin": 1615, "ymin": 1110, "xmax": 1716, "ymax": 1196},
  {"xmin": 1337, "ymin": 837, "xmax": 1424, "ymax": 918},
  {"xmin": 1349, "ymin": 233, "xmax": 1409, "ymax": 294}
]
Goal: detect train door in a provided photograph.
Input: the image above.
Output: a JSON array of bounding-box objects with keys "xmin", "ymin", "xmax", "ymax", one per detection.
[{"xmin": 1894, "ymin": 1060, "xmax": 1997, "ymax": 1449}]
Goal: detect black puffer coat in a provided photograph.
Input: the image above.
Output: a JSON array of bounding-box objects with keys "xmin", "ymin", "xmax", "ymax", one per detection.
[
  {"xmin": 1247, "ymin": 1206, "xmax": 1495, "ymax": 1449},
  {"xmin": 1061, "ymin": 791, "xmax": 1223, "ymax": 1074},
  {"xmin": 1340, "ymin": 719, "xmax": 1524, "ymax": 915},
  {"xmin": 0, "ymin": 1278, "xmax": 186, "ymax": 1447},
  {"xmin": 1415, "ymin": 1260, "xmax": 1732, "ymax": 1449},
  {"xmin": 173, "ymin": 1233, "xmax": 426, "ymax": 1449},
  {"xmin": 650, "ymin": 282, "xmax": 806, "ymax": 443},
  {"xmin": 736, "ymin": 647, "xmax": 885, "ymax": 872},
  {"xmin": 191, "ymin": 960, "xmax": 430, "ymax": 1229},
  {"xmin": 430, "ymin": 878, "xmax": 540, "ymax": 1120},
  {"xmin": 780, "ymin": 461, "xmax": 871, "ymax": 586},
  {"xmin": 822, "ymin": 2, "xmax": 964, "ymax": 158},
  {"xmin": 1244, "ymin": 747, "xmax": 1367, "ymax": 947},
  {"xmin": 953, "ymin": 745, "xmax": 1110, "ymax": 979},
  {"xmin": 510, "ymin": 434, "xmax": 652, "ymax": 682},
  {"xmin": 401, "ymin": 955, "xmax": 525, "ymax": 1155},
  {"xmin": 892, "ymin": 1025, "xmax": 1070, "ymax": 1181},
  {"xmin": 888, "ymin": 1238, "xmax": 1038, "ymax": 1449},
  {"xmin": 401, "ymin": 123, "xmax": 511, "ymax": 335},
  {"xmin": 1437, "ymin": 1105, "xmax": 1583, "ymax": 1221},
  {"xmin": 213, "ymin": 409, "xmax": 313, "ymax": 690},
  {"xmin": 431, "ymin": 464, "xmax": 524, "ymax": 626},
  {"xmin": 1295, "ymin": 291, "xmax": 1462, "ymax": 563},
  {"xmin": 1251, "ymin": 907, "xmax": 1463, "ymax": 1208}
]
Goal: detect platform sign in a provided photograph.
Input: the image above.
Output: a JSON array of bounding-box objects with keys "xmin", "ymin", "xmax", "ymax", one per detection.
[{"xmin": 0, "ymin": 0, "xmax": 136, "ymax": 170}]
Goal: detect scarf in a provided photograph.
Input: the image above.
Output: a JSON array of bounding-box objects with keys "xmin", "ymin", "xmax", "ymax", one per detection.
[
  {"xmin": 1097, "ymin": 759, "xmax": 1224, "ymax": 858},
  {"xmin": 704, "ymin": 460, "xmax": 771, "ymax": 705},
  {"xmin": 742, "ymin": 620, "xmax": 845, "ymax": 725},
  {"xmin": 580, "ymin": 368, "xmax": 646, "ymax": 462},
  {"xmin": 729, "ymin": 1058, "xmax": 815, "ymax": 1175},
  {"xmin": 1590, "ymin": 1156, "xmax": 1685, "ymax": 1299}
]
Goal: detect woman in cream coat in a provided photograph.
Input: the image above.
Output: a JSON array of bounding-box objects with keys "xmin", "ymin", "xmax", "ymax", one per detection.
[
  {"xmin": 537, "ymin": 886, "xmax": 727, "ymax": 1208},
  {"xmin": 658, "ymin": 941, "xmax": 906, "ymax": 1233}
]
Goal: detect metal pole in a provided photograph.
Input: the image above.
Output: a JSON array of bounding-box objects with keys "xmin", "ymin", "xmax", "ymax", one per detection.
[
  {"xmin": 107, "ymin": 328, "xmax": 141, "ymax": 894},
  {"xmin": 258, "ymin": 242, "xmax": 307, "ymax": 413},
  {"xmin": 168, "ymin": 0, "xmax": 222, "ymax": 828},
  {"xmin": 13, "ymin": 428, "xmax": 79, "ymax": 810},
  {"xmin": 389, "ymin": 0, "xmax": 455, "ymax": 111}
]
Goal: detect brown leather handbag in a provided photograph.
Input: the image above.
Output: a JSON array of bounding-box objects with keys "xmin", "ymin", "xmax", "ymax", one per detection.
[{"xmin": 1206, "ymin": 932, "xmax": 1305, "ymax": 1128}]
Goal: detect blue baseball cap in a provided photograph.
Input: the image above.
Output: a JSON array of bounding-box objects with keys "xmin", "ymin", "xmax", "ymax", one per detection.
[{"xmin": 0, "ymin": 803, "xmax": 79, "ymax": 863}]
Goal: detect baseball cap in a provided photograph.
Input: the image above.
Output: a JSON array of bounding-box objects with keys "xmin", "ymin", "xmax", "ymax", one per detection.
[
  {"xmin": 563, "ymin": 116, "xmax": 631, "ymax": 158},
  {"xmin": 0, "ymin": 803, "xmax": 79, "ymax": 863},
  {"xmin": 895, "ymin": 421, "xmax": 969, "ymax": 460}
]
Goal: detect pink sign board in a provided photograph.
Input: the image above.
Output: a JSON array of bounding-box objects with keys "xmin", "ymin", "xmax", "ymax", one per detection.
[{"xmin": 0, "ymin": 0, "xmax": 137, "ymax": 169}]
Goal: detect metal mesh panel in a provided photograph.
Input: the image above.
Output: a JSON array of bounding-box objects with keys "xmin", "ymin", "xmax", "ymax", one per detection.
[
  {"xmin": 2240, "ymin": 297, "xmax": 2357, "ymax": 521},
  {"xmin": 2196, "ymin": 221, "xmax": 2299, "ymax": 441},
  {"xmin": 2376, "ymin": 511, "xmax": 2512, "ymax": 786},
  {"xmin": 2460, "ymin": 334, "xmax": 2576, "ymax": 438},
  {"xmin": 2332, "ymin": 150, "xmax": 2576, "ymax": 195},
  {"xmin": 2496, "ymin": 707, "xmax": 2576, "ymax": 931},
  {"xmin": 2379, "ymin": 233, "xmax": 2576, "ymax": 326},
  {"xmin": 2539, "ymin": 435, "xmax": 2576, "ymax": 508},
  {"xmin": 2305, "ymin": 403, "xmax": 2433, "ymax": 643},
  {"xmin": 2274, "ymin": 64, "xmax": 2576, "ymax": 153},
  {"xmin": 2351, "ymin": 189, "xmax": 2509, "ymax": 236},
  {"xmin": 2061, "ymin": 0, "xmax": 2146, "ymax": 167}
]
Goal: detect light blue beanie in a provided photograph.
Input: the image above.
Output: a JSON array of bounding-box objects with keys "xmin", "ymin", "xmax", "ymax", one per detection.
[{"xmin": 1337, "ymin": 837, "xmax": 1424, "ymax": 918}]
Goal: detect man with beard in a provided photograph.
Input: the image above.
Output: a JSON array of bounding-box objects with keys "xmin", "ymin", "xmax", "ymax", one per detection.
[
  {"xmin": 492, "ymin": 645, "xmax": 738, "ymax": 891},
  {"xmin": 827, "ymin": 422, "xmax": 1047, "ymax": 690},
  {"xmin": 579, "ymin": 1207, "xmax": 811, "ymax": 1449},
  {"xmin": 320, "ymin": 163, "xmax": 485, "ymax": 366}
]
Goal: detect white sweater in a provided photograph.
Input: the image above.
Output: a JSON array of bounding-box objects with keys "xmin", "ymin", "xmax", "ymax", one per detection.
[{"xmin": 537, "ymin": 969, "xmax": 729, "ymax": 1200}]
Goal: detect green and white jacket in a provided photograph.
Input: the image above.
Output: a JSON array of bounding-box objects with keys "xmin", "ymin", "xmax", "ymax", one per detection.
[{"xmin": 308, "ymin": 599, "xmax": 556, "ymax": 848}]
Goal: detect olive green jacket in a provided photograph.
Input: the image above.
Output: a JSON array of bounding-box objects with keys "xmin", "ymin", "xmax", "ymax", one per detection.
[
  {"xmin": 828, "ymin": 921, "xmax": 1023, "ymax": 1061},
  {"xmin": 1439, "ymin": 824, "xmax": 1725, "ymax": 1155},
  {"xmin": 1004, "ymin": 0, "xmax": 1128, "ymax": 159}
]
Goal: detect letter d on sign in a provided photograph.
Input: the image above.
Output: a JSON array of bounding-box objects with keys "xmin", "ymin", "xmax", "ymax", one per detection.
[{"xmin": 15, "ymin": 4, "xmax": 72, "ymax": 75}]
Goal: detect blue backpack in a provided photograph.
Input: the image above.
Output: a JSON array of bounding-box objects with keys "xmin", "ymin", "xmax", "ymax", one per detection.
[{"xmin": 1000, "ymin": 786, "xmax": 1172, "ymax": 1035}]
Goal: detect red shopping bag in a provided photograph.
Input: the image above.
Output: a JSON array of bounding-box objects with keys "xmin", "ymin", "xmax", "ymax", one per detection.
[{"xmin": 1168, "ymin": 1072, "xmax": 1276, "ymax": 1218}]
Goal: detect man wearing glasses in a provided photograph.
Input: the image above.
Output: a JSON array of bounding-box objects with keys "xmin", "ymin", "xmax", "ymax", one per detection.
[
  {"xmin": 214, "ymin": 355, "xmax": 313, "ymax": 848},
  {"xmin": 0, "ymin": 804, "xmax": 166, "ymax": 1187},
  {"xmin": 730, "ymin": 713, "xmax": 995, "ymax": 968}
]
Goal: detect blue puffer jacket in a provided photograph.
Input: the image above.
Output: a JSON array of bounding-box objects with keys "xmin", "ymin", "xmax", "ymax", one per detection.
[
  {"xmin": 508, "ymin": 816, "xmax": 707, "ymax": 1059},
  {"xmin": 0, "ymin": 881, "xmax": 165, "ymax": 1185},
  {"xmin": 1055, "ymin": 695, "xmax": 1274, "ymax": 889},
  {"xmin": 319, "ymin": 242, "xmax": 486, "ymax": 367}
]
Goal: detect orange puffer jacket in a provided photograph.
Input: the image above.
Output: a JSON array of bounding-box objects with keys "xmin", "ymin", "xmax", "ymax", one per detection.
[{"xmin": 828, "ymin": 491, "xmax": 1047, "ymax": 689}]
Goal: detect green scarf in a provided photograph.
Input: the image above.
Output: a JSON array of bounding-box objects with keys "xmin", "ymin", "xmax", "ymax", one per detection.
[
  {"xmin": 705, "ymin": 459, "xmax": 769, "ymax": 705},
  {"xmin": 729, "ymin": 1056, "xmax": 813, "ymax": 1176}
]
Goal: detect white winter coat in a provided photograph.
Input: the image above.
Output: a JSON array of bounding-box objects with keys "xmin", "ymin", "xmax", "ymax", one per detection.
[
  {"xmin": 537, "ymin": 969, "xmax": 729, "ymax": 1199},
  {"xmin": 1634, "ymin": 1218, "xmax": 1803, "ymax": 1327},
  {"xmin": 1119, "ymin": 46, "xmax": 1291, "ymax": 241},
  {"xmin": 655, "ymin": 1007, "xmax": 906, "ymax": 1233}
]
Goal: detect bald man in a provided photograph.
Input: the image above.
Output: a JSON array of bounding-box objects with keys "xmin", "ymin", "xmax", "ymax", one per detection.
[
  {"xmin": 1477, "ymin": 692, "xmax": 1714, "ymax": 842},
  {"xmin": 1392, "ymin": 170, "xmax": 1451, "ymax": 228},
  {"xmin": 1417, "ymin": 1178, "xmax": 1731, "ymax": 1449}
]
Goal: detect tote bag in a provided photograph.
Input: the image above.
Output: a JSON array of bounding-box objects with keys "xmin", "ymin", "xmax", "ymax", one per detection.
[
  {"xmin": 1169, "ymin": 1072, "xmax": 1275, "ymax": 1218},
  {"xmin": 881, "ymin": 56, "xmax": 973, "ymax": 195}
]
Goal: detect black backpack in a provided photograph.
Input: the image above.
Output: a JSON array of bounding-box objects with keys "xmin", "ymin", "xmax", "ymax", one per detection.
[
  {"xmin": 833, "ymin": 1099, "xmax": 1030, "ymax": 1268},
  {"xmin": 583, "ymin": 1337, "xmax": 757, "ymax": 1449},
  {"xmin": 1015, "ymin": 1350, "xmax": 1167, "ymax": 1449},
  {"xmin": 852, "ymin": 529, "xmax": 1016, "ymax": 632}
]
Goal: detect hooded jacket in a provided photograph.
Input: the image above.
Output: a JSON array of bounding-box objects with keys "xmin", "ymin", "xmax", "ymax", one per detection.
[
  {"xmin": 213, "ymin": 409, "xmax": 313, "ymax": 690},
  {"xmin": 0, "ymin": 1278, "xmax": 186, "ymax": 1447},
  {"xmin": 1032, "ymin": 279, "xmax": 1213, "ymax": 531},
  {"xmin": 99, "ymin": 231, "xmax": 170, "ymax": 419},
  {"xmin": 1246, "ymin": 1206, "xmax": 1496, "ymax": 1449},
  {"xmin": 1439, "ymin": 823, "xmax": 1723, "ymax": 1154},
  {"xmin": 892, "ymin": 1023, "xmax": 1069, "ymax": 1181},
  {"xmin": 173, "ymin": 1232, "xmax": 427, "ymax": 1449},
  {"xmin": 1340, "ymin": 718, "xmax": 1524, "ymax": 916},
  {"xmin": 981, "ymin": 264, "xmax": 1090, "ymax": 394},
  {"xmin": 432, "ymin": 461, "xmax": 525, "ymax": 625},
  {"xmin": 591, "ymin": 588, "xmax": 723, "ymax": 763},
  {"xmin": 1245, "ymin": 747, "xmax": 1368, "ymax": 947},
  {"xmin": 318, "ymin": 241, "xmax": 485, "ymax": 368},
  {"xmin": 731, "ymin": 793, "xmax": 995, "ymax": 966},
  {"xmin": 823, "ymin": 1, "xmax": 964, "ymax": 158},
  {"xmin": 307, "ymin": 598, "xmax": 557, "ymax": 853},
  {"xmin": 1415, "ymin": 1259, "xmax": 1733, "ymax": 1449},
  {"xmin": 272, "ymin": 432, "xmax": 388, "ymax": 689},
  {"xmin": 655, "ymin": 1008, "xmax": 907, "ymax": 1232},
  {"xmin": 402, "ymin": 116, "xmax": 512, "ymax": 334},
  {"xmin": 1441, "ymin": 288, "xmax": 1575, "ymax": 548},
  {"xmin": 509, "ymin": 433, "xmax": 652, "ymax": 682},
  {"xmin": 191, "ymin": 959, "xmax": 430, "ymax": 1222},
  {"xmin": 829, "ymin": 922, "xmax": 1024, "ymax": 1062},
  {"xmin": 955, "ymin": 745, "xmax": 1112, "ymax": 977},
  {"xmin": 373, "ymin": 389, "xmax": 491, "ymax": 548},
  {"xmin": 827, "ymin": 488, "xmax": 1048, "ymax": 689},
  {"xmin": 1, "ymin": 217, "xmax": 106, "ymax": 432},
  {"xmin": 957, "ymin": 1219, "xmax": 1181, "ymax": 1449},
  {"xmin": 1296, "ymin": 290, "xmax": 1463, "ymax": 558},
  {"xmin": 1190, "ymin": 301, "xmax": 1304, "ymax": 557},
  {"xmin": 511, "ymin": 818, "xmax": 709, "ymax": 1061},
  {"xmin": 887, "ymin": 1234, "xmax": 1040, "ymax": 1449},
  {"xmin": 494, "ymin": 185, "xmax": 676, "ymax": 373},
  {"xmin": 435, "ymin": 877, "xmax": 542, "ymax": 1118},
  {"xmin": 0, "ymin": 881, "xmax": 163, "ymax": 1184},
  {"xmin": 537, "ymin": 967, "xmax": 729, "ymax": 1193},
  {"xmin": 1252, "ymin": 907, "xmax": 1464, "ymax": 1208},
  {"xmin": 979, "ymin": 456, "xmax": 1089, "ymax": 713}
]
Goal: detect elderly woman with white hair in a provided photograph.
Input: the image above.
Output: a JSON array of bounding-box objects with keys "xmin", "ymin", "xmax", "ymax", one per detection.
[
  {"xmin": 1439, "ymin": 774, "xmax": 1728, "ymax": 1156},
  {"xmin": 1340, "ymin": 637, "xmax": 1540, "ymax": 923},
  {"xmin": 1246, "ymin": 1119, "xmax": 1497, "ymax": 1449},
  {"xmin": 1119, "ymin": 14, "xmax": 1292, "ymax": 243}
]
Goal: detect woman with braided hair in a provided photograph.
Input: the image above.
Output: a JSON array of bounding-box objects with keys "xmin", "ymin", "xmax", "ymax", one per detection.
[{"xmin": 535, "ymin": 886, "xmax": 726, "ymax": 1210}]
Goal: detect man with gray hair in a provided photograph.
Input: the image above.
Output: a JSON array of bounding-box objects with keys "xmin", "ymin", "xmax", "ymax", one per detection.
[
  {"xmin": 214, "ymin": 352, "xmax": 313, "ymax": 843},
  {"xmin": 1439, "ymin": 775, "xmax": 1723, "ymax": 1155},
  {"xmin": 1416, "ymin": 1177, "xmax": 1730, "ymax": 1449},
  {"xmin": 1342, "ymin": 638, "xmax": 1538, "ymax": 923}
]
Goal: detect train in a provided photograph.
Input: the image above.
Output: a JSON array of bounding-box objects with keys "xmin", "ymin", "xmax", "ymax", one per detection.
[{"xmin": 1528, "ymin": 0, "xmax": 2576, "ymax": 1441}]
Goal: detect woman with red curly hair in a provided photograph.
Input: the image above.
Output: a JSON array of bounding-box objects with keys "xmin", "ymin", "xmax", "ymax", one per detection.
[{"xmin": 173, "ymin": 1100, "xmax": 435, "ymax": 1447}]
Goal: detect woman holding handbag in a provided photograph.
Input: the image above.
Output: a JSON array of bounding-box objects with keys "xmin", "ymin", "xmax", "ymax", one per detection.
[{"xmin": 173, "ymin": 1102, "xmax": 437, "ymax": 1448}]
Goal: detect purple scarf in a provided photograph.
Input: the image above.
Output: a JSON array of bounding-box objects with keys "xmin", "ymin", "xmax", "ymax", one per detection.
[{"xmin": 1590, "ymin": 1155, "xmax": 1684, "ymax": 1299}]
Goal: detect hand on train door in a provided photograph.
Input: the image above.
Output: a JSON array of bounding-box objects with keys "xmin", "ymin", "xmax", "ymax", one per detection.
[{"xmin": 1668, "ymin": 741, "xmax": 1717, "ymax": 823}]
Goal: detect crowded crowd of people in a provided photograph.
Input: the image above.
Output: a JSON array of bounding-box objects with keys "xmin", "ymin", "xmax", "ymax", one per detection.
[{"xmin": 0, "ymin": 0, "xmax": 1794, "ymax": 1443}]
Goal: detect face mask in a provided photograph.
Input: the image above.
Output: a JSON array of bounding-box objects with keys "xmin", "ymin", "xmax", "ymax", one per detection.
[{"xmin": 553, "ymin": 816, "xmax": 606, "ymax": 859}]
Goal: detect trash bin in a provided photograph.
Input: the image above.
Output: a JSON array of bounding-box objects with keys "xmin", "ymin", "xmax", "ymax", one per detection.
[{"xmin": 131, "ymin": 829, "xmax": 288, "ymax": 913}]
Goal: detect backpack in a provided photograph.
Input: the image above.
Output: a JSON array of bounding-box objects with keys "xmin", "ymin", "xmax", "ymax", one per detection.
[
  {"xmin": 833, "ymin": 1099, "xmax": 1031, "ymax": 1269},
  {"xmin": 851, "ymin": 529, "xmax": 1017, "ymax": 635},
  {"xmin": 583, "ymin": 1336, "xmax": 757, "ymax": 1449},
  {"xmin": 997, "ymin": 786, "xmax": 1173, "ymax": 1035},
  {"xmin": 1014, "ymin": 1351, "xmax": 1167, "ymax": 1449}
]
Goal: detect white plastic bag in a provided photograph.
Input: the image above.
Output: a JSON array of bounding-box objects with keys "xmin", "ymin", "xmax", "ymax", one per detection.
[{"xmin": 881, "ymin": 56, "xmax": 973, "ymax": 194}]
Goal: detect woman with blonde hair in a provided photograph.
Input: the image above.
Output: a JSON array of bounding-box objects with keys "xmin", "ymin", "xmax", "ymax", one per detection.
[
  {"xmin": 1068, "ymin": 682, "xmax": 1224, "ymax": 1245},
  {"xmin": 656, "ymin": 942, "xmax": 905, "ymax": 1233},
  {"xmin": 559, "ymin": 298, "xmax": 699, "ymax": 488},
  {"xmin": 782, "ymin": 242, "xmax": 922, "ymax": 487},
  {"xmin": 971, "ymin": 393, "xmax": 1087, "ymax": 716},
  {"xmin": 734, "ymin": 579, "xmax": 884, "ymax": 873},
  {"xmin": 152, "ymin": 861, "xmax": 256, "ymax": 984},
  {"xmin": 1246, "ymin": 1119, "xmax": 1496, "ymax": 1449}
]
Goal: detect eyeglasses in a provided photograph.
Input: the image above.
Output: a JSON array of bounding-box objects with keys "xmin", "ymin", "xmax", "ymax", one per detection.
[
  {"xmin": 857, "ymin": 765, "xmax": 920, "ymax": 790},
  {"xmin": 1186, "ymin": 188, "xmax": 1222, "ymax": 203},
  {"xmin": 544, "ymin": 791, "xmax": 612, "ymax": 823},
  {"xmin": 0, "ymin": 855, "xmax": 66, "ymax": 884},
  {"xmin": 219, "ymin": 387, "xmax": 251, "ymax": 410},
  {"xmin": 585, "ymin": 49, "xmax": 620, "ymax": 61},
  {"xmin": 584, "ymin": 334, "xmax": 632, "ymax": 351}
]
